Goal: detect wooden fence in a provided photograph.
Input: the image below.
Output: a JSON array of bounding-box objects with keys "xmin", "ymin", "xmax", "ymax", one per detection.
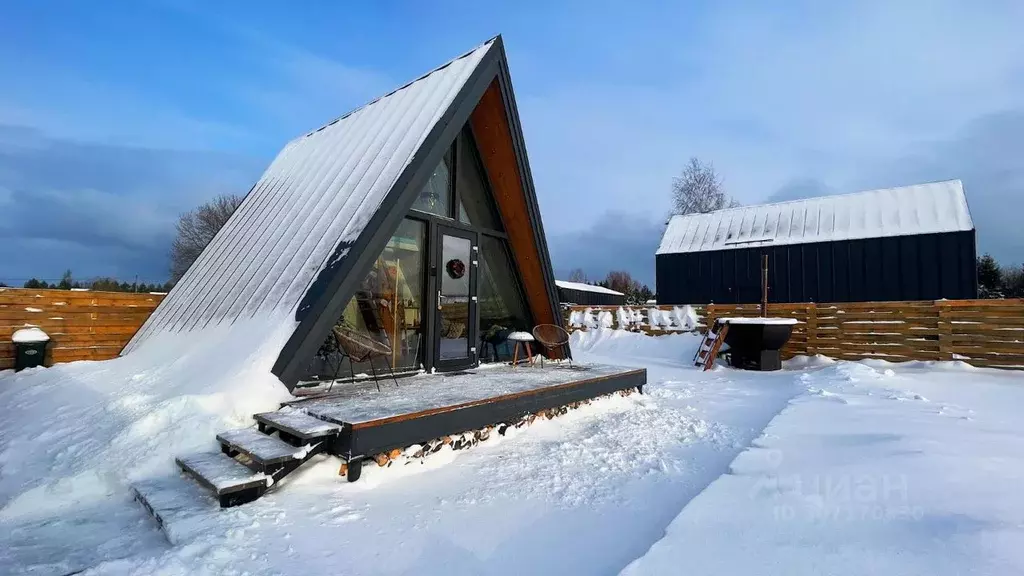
[
  {"xmin": 565, "ymin": 299, "xmax": 1024, "ymax": 369},
  {"xmin": 0, "ymin": 288, "xmax": 165, "ymax": 370}
]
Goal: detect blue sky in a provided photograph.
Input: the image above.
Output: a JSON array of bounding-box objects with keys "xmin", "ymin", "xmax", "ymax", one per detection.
[{"xmin": 1, "ymin": 1, "xmax": 1022, "ymax": 286}]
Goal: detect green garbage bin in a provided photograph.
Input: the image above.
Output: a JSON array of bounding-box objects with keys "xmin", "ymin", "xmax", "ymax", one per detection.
[{"xmin": 12, "ymin": 327, "xmax": 50, "ymax": 371}]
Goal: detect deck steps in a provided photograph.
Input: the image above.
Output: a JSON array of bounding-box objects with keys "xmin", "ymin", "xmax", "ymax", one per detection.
[
  {"xmin": 175, "ymin": 452, "xmax": 270, "ymax": 507},
  {"xmin": 254, "ymin": 408, "xmax": 342, "ymax": 441},
  {"xmin": 217, "ymin": 428, "xmax": 310, "ymax": 468},
  {"xmin": 131, "ymin": 476, "xmax": 217, "ymax": 544},
  {"xmin": 167, "ymin": 408, "xmax": 339, "ymax": 508}
]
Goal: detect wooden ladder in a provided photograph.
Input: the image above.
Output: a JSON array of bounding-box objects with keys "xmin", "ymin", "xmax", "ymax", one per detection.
[{"xmin": 693, "ymin": 320, "xmax": 729, "ymax": 371}]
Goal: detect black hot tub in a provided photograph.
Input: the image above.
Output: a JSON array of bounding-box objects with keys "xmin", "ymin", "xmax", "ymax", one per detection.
[{"xmin": 719, "ymin": 317, "xmax": 797, "ymax": 371}]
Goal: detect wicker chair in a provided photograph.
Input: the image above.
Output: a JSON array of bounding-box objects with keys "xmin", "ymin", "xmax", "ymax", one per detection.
[
  {"xmin": 330, "ymin": 326, "xmax": 398, "ymax": 392},
  {"xmin": 531, "ymin": 324, "xmax": 572, "ymax": 368}
]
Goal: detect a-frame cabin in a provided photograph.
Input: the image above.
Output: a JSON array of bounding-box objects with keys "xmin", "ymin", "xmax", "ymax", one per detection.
[
  {"xmin": 128, "ymin": 37, "xmax": 645, "ymax": 510},
  {"xmin": 126, "ymin": 36, "xmax": 565, "ymax": 388}
]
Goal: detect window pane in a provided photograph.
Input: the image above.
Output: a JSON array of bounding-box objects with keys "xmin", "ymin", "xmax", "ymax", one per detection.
[
  {"xmin": 478, "ymin": 235, "xmax": 530, "ymax": 363},
  {"xmin": 438, "ymin": 234, "xmax": 472, "ymax": 360},
  {"xmin": 412, "ymin": 149, "xmax": 452, "ymax": 218},
  {"xmin": 457, "ymin": 128, "xmax": 502, "ymax": 230},
  {"xmin": 302, "ymin": 218, "xmax": 426, "ymax": 383}
]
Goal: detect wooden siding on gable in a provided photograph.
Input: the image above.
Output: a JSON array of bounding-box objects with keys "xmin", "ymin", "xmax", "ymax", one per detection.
[{"xmin": 470, "ymin": 80, "xmax": 557, "ymax": 329}]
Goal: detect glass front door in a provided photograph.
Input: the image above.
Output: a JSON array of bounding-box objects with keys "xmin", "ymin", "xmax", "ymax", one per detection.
[{"xmin": 433, "ymin": 225, "xmax": 478, "ymax": 370}]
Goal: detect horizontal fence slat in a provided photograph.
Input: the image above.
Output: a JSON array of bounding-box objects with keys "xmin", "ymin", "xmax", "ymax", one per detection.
[
  {"xmin": 0, "ymin": 289, "xmax": 161, "ymax": 369},
  {"xmin": 938, "ymin": 299, "xmax": 1024, "ymax": 308}
]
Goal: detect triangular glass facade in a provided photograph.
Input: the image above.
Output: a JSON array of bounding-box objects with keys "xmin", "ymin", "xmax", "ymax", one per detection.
[{"xmin": 299, "ymin": 123, "xmax": 532, "ymax": 386}]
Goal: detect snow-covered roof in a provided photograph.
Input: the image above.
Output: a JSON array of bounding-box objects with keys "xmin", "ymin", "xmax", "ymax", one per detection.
[
  {"xmin": 125, "ymin": 39, "xmax": 497, "ymax": 355},
  {"xmin": 555, "ymin": 280, "xmax": 625, "ymax": 296},
  {"xmin": 657, "ymin": 180, "xmax": 973, "ymax": 255}
]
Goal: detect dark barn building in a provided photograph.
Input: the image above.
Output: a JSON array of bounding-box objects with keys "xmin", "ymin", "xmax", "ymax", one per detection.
[
  {"xmin": 656, "ymin": 180, "xmax": 977, "ymax": 305},
  {"xmin": 555, "ymin": 280, "xmax": 626, "ymax": 306}
]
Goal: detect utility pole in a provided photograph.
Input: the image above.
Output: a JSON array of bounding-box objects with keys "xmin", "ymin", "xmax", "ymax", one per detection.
[{"xmin": 761, "ymin": 254, "xmax": 769, "ymax": 317}]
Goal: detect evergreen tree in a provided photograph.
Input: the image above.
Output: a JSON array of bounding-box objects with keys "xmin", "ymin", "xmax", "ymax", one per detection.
[
  {"xmin": 57, "ymin": 269, "xmax": 74, "ymax": 290},
  {"xmin": 977, "ymin": 254, "xmax": 1003, "ymax": 299}
]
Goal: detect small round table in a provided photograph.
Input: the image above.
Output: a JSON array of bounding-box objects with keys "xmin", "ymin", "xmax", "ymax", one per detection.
[{"xmin": 506, "ymin": 331, "xmax": 536, "ymax": 367}]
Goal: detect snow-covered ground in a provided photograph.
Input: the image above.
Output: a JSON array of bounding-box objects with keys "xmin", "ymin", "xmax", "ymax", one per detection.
[
  {"xmin": 1, "ymin": 328, "xmax": 1022, "ymax": 575},
  {"xmin": 625, "ymin": 358, "xmax": 1024, "ymax": 575}
]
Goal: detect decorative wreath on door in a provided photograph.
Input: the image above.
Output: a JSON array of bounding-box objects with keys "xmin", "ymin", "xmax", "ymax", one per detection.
[{"xmin": 446, "ymin": 258, "xmax": 466, "ymax": 279}]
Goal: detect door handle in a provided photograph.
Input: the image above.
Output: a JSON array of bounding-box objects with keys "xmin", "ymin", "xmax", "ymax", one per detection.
[{"xmin": 437, "ymin": 291, "xmax": 442, "ymax": 311}]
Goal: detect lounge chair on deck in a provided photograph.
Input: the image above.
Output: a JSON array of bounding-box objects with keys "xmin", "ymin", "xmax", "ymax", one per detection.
[
  {"xmin": 330, "ymin": 326, "xmax": 399, "ymax": 392},
  {"xmin": 532, "ymin": 324, "xmax": 572, "ymax": 368}
]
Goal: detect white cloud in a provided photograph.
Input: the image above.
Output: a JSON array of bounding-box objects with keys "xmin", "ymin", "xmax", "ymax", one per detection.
[{"xmin": 518, "ymin": 0, "xmax": 1024, "ymax": 266}]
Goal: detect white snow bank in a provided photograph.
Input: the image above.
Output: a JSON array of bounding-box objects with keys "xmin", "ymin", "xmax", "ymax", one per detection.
[
  {"xmin": 11, "ymin": 327, "xmax": 49, "ymax": 343},
  {"xmin": 571, "ymin": 328, "xmax": 703, "ymax": 364},
  {"xmin": 0, "ymin": 315, "xmax": 295, "ymax": 525}
]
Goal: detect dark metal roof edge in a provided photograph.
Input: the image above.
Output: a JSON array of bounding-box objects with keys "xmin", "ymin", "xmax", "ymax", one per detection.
[
  {"xmin": 298, "ymin": 37, "xmax": 500, "ymax": 141},
  {"xmin": 272, "ymin": 42, "xmax": 504, "ymax": 389}
]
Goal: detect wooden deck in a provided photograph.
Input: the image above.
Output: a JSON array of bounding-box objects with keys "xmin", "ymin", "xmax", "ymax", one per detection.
[{"xmin": 285, "ymin": 363, "xmax": 646, "ymax": 465}]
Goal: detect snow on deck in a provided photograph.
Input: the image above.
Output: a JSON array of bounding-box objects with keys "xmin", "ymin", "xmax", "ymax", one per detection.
[
  {"xmin": 216, "ymin": 428, "xmax": 309, "ymax": 462},
  {"xmin": 296, "ymin": 363, "xmax": 638, "ymax": 425},
  {"xmin": 176, "ymin": 452, "xmax": 268, "ymax": 493},
  {"xmin": 658, "ymin": 179, "xmax": 973, "ymax": 254}
]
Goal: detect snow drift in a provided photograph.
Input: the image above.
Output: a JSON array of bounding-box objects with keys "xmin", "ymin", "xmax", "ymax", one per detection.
[{"xmin": 0, "ymin": 316, "xmax": 296, "ymax": 519}]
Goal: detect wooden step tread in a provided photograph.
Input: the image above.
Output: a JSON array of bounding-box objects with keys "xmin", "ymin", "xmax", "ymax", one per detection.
[
  {"xmin": 176, "ymin": 452, "xmax": 268, "ymax": 495},
  {"xmin": 217, "ymin": 428, "xmax": 309, "ymax": 466},
  {"xmin": 254, "ymin": 408, "xmax": 342, "ymax": 440}
]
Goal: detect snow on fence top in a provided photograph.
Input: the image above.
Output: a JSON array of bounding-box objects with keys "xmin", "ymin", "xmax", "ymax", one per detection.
[
  {"xmin": 123, "ymin": 39, "xmax": 496, "ymax": 355},
  {"xmin": 555, "ymin": 280, "xmax": 625, "ymax": 296},
  {"xmin": 657, "ymin": 179, "xmax": 973, "ymax": 255}
]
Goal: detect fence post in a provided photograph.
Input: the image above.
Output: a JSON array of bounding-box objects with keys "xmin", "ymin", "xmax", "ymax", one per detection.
[
  {"xmin": 806, "ymin": 302, "xmax": 817, "ymax": 356},
  {"xmin": 937, "ymin": 300, "xmax": 953, "ymax": 361}
]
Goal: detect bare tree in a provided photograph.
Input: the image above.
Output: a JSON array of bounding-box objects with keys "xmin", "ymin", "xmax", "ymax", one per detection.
[
  {"xmin": 567, "ymin": 268, "xmax": 588, "ymax": 283},
  {"xmin": 604, "ymin": 270, "xmax": 639, "ymax": 294},
  {"xmin": 671, "ymin": 157, "xmax": 739, "ymax": 215},
  {"xmin": 170, "ymin": 194, "xmax": 244, "ymax": 283}
]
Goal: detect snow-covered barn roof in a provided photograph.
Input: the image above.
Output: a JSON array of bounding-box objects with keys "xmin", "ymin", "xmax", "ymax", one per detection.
[
  {"xmin": 555, "ymin": 280, "xmax": 625, "ymax": 296},
  {"xmin": 657, "ymin": 180, "xmax": 973, "ymax": 255},
  {"xmin": 123, "ymin": 36, "xmax": 560, "ymax": 388}
]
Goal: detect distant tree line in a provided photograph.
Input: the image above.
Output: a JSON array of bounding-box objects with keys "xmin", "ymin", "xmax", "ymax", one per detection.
[
  {"xmin": 977, "ymin": 254, "xmax": 1024, "ymax": 299},
  {"xmin": 18, "ymin": 270, "xmax": 173, "ymax": 293},
  {"xmin": 566, "ymin": 268, "xmax": 654, "ymax": 305}
]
